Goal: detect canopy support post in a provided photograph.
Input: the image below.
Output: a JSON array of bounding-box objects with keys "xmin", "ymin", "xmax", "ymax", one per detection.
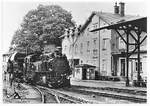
[
  {"xmin": 137, "ymin": 30, "xmax": 142, "ymax": 87},
  {"xmin": 126, "ymin": 30, "xmax": 130, "ymax": 86}
]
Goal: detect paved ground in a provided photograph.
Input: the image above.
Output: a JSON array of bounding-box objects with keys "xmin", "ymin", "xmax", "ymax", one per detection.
[
  {"xmin": 3, "ymin": 80, "xmax": 41, "ymax": 103},
  {"xmin": 70, "ymin": 78, "xmax": 147, "ymax": 91}
]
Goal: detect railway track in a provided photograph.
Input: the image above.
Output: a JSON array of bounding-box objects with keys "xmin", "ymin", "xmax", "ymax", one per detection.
[
  {"xmin": 17, "ymin": 83, "xmax": 147, "ymax": 104},
  {"xmin": 71, "ymin": 85, "xmax": 147, "ymax": 96},
  {"xmin": 34, "ymin": 85, "xmax": 95, "ymax": 103},
  {"xmin": 61, "ymin": 86, "xmax": 147, "ymax": 103}
]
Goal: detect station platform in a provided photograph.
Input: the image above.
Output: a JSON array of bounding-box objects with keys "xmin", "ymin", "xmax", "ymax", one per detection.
[{"xmin": 70, "ymin": 78, "xmax": 147, "ymax": 92}]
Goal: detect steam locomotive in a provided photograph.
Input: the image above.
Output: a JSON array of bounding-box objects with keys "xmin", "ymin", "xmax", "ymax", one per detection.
[
  {"xmin": 24, "ymin": 51, "xmax": 71, "ymax": 88},
  {"xmin": 8, "ymin": 49, "xmax": 71, "ymax": 88}
]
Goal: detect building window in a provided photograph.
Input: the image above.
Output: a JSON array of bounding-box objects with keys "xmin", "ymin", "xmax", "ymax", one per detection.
[
  {"xmin": 102, "ymin": 38, "xmax": 109, "ymax": 50},
  {"xmin": 93, "ymin": 49, "xmax": 98, "ymax": 55},
  {"xmin": 93, "ymin": 38, "xmax": 97, "ymax": 46},
  {"xmin": 135, "ymin": 62, "xmax": 142, "ymax": 72},
  {"xmin": 75, "ymin": 44, "xmax": 78, "ymax": 54},
  {"xmin": 120, "ymin": 59, "xmax": 126, "ymax": 76},
  {"xmin": 102, "ymin": 39, "xmax": 107, "ymax": 50},
  {"xmin": 93, "ymin": 49, "xmax": 98, "ymax": 59},
  {"xmin": 87, "ymin": 41, "xmax": 90, "ymax": 52},
  {"xmin": 102, "ymin": 59, "xmax": 107, "ymax": 75}
]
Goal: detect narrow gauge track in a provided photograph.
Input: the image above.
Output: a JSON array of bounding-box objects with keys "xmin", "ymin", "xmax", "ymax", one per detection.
[
  {"xmin": 71, "ymin": 85, "xmax": 146, "ymax": 96},
  {"xmin": 30, "ymin": 85, "xmax": 146, "ymax": 103},
  {"xmin": 34, "ymin": 85, "xmax": 94, "ymax": 104},
  {"xmin": 61, "ymin": 86, "xmax": 147, "ymax": 103}
]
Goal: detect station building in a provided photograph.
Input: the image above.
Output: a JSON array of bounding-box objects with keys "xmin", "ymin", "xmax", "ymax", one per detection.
[{"xmin": 60, "ymin": 2, "xmax": 147, "ymax": 82}]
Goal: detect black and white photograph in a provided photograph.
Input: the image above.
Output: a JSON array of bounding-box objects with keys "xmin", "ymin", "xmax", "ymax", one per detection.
[{"xmin": 1, "ymin": 0, "xmax": 148, "ymax": 104}]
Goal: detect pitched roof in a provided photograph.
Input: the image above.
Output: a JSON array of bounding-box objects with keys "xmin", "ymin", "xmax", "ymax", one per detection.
[
  {"xmin": 96, "ymin": 12, "xmax": 142, "ymax": 24},
  {"xmin": 80, "ymin": 11, "xmax": 142, "ymax": 32}
]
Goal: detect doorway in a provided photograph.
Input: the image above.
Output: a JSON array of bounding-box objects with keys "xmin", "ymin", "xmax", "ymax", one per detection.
[
  {"xmin": 120, "ymin": 59, "xmax": 126, "ymax": 76},
  {"xmin": 82, "ymin": 68, "xmax": 87, "ymax": 80}
]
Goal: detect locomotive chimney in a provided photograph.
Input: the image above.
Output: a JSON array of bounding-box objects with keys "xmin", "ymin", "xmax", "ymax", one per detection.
[
  {"xmin": 119, "ymin": 2, "xmax": 125, "ymax": 16},
  {"xmin": 114, "ymin": 2, "xmax": 119, "ymax": 14}
]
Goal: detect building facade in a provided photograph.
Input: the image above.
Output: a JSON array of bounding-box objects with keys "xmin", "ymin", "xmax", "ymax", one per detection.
[
  {"xmin": 61, "ymin": 2, "xmax": 147, "ymax": 82},
  {"xmin": 61, "ymin": 13, "xmax": 112, "ymax": 77}
]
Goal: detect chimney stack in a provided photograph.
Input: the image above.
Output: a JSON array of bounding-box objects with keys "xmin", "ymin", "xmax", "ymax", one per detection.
[
  {"xmin": 119, "ymin": 2, "xmax": 125, "ymax": 16},
  {"xmin": 114, "ymin": 2, "xmax": 119, "ymax": 14}
]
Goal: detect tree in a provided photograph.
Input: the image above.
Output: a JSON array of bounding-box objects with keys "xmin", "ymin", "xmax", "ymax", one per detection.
[{"xmin": 10, "ymin": 4, "xmax": 75, "ymax": 54}]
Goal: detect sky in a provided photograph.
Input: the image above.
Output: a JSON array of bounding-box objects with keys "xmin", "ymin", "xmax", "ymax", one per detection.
[{"xmin": 0, "ymin": 0, "xmax": 147, "ymax": 54}]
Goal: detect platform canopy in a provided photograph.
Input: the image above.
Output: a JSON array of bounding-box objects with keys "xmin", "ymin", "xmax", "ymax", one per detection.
[
  {"xmin": 90, "ymin": 17, "xmax": 147, "ymax": 87},
  {"xmin": 91, "ymin": 17, "xmax": 147, "ymax": 33}
]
